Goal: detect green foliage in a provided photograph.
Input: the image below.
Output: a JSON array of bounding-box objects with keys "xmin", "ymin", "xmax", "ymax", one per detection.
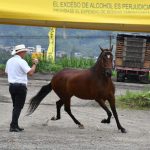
[
  {"xmin": 37, "ymin": 60, "xmax": 63, "ymax": 73},
  {"xmin": 1, "ymin": 53, "xmax": 117, "ymax": 76},
  {"xmin": 25, "ymin": 55, "xmax": 96, "ymax": 73},
  {"xmin": 112, "ymin": 70, "xmax": 117, "ymax": 77},
  {"xmin": 0, "ymin": 64, "xmax": 5, "ymax": 70},
  {"xmin": 25, "ymin": 54, "xmax": 63, "ymax": 73},
  {"xmin": 24, "ymin": 55, "xmax": 33, "ymax": 66},
  {"xmin": 56, "ymin": 57, "xmax": 95, "ymax": 69},
  {"xmin": 117, "ymin": 90, "xmax": 150, "ymax": 109},
  {"xmin": 49, "ymin": 64, "xmax": 63, "ymax": 72}
]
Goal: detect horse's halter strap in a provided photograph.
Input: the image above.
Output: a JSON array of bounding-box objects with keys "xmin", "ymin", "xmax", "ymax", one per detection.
[
  {"xmin": 99, "ymin": 50, "xmax": 113, "ymax": 76},
  {"xmin": 100, "ymin": 51, "xmax": 112, "ymax": 68}
]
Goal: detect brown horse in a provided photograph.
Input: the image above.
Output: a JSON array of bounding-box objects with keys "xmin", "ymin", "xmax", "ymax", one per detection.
[{"xmin": 27, "ymin": 46, "xmax": 126, "ymax": 133}]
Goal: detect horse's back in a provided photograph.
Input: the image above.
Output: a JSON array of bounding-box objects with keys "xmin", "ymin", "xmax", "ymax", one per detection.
[
  {"xmin": 52, "ymin": 68, "xmax": 87, "ymax": 81},
  {"xmin": 51, "ymin": 68, "xmax": 91, "ymax": 87},
  {"xmin": 51, "ymin": 68, "xmax": 89, "ymax": 97}
]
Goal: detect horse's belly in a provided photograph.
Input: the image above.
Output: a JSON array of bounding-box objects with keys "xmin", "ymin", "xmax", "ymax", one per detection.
[
  {"xmin": 74, "ymin": 94, "xmax": 95, "ymax": 100},
  {"xmin": 73, "ymin": 88, "xmax": 112, "ymax": 100},
  {"xmin": 73, "ymin": 90, "xmax": 97, "ymax": 100}
]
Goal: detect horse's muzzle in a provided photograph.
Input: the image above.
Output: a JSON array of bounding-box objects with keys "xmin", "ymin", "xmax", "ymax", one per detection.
[{"xmin": 105, "ymin": 69, "xmax": 112, "ymax": 77}]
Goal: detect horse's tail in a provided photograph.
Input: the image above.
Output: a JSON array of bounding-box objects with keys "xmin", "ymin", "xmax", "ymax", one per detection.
[{"xmin": 27, "ymin": 82, "xmax": 52, "ymax": 115}]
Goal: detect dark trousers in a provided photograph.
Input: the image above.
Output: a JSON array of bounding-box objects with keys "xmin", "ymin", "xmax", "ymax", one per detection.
[{"xmin": 9, "ymin": 83, "xmax": 27, "ymax": 128}]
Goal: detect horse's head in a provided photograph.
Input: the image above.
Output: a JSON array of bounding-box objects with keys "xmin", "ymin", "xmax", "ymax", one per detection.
[{"xmin": 98, "ymin": 45, "xmax": 113, "ymax": 77}]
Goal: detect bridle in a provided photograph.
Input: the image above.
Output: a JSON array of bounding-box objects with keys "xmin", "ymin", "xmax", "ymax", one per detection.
[{"xmin": 99, "ymin": 50, "xmax": 113, "ymax": 77}]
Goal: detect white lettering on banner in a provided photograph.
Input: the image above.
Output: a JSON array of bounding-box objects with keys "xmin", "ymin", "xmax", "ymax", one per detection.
[{"xmin": 52, "ymin": 1, "xmax": 150, "ymax": 15}]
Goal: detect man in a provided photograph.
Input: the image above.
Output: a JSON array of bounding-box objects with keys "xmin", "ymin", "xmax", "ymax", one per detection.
[{"xmin": 5, "ymin": 44, "xmax": 39, "ymax": 132}]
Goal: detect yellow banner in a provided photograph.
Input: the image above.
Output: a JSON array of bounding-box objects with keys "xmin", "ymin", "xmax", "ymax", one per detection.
[
  {"xmin": 47, "ymin": 27, "xmax": 56, "ymax": 63},
  {"xmin": 0, "ymin": 0, "xmax": 150, "ymax": 32}
]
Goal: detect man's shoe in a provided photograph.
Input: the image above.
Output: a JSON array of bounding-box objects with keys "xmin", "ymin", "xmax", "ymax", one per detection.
[{"xmin": 9, "ymin": 127, "xmax": 20, "ymax": 132}]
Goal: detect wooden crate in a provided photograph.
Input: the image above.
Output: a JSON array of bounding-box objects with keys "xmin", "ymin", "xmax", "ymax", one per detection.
[
  {"xmin": 115, "ymin": 58, "xmax": 123, "ymax": 66},
  {"xmin": 144, "ymin": 61, "xmax": 150, "ymax": 69},
  {"xmin": 116, "ymin": 45, "xmax": 124, "ymax": 58}
]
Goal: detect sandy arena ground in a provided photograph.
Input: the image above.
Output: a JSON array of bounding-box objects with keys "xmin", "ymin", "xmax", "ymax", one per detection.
[{"xmin": 0, "ymin": 76, "xmax": 150, "ymax": 150}]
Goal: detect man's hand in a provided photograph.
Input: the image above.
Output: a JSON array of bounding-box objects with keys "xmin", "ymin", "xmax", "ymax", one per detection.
[
  {"xmin": 28, "ymin": 59, "xmax": 39, "ymax": 76},
  {"xmin": 32, "ymin": 59, "xmax": 39, "ymax": 65}
]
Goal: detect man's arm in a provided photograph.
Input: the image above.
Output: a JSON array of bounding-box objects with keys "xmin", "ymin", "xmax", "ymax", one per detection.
[
  {"xmin": 27, "ymin": 59, "xmax": 38, "ymax": 76},
  {"xmin": 27, "ymin": 64, "xmax": 37, "ymax": 76}
]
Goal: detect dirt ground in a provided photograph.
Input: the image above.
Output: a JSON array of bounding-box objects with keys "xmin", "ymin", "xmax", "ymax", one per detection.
[{"xmin": 0, "ymin": 76, "xmax": 150, "ymax": 150}]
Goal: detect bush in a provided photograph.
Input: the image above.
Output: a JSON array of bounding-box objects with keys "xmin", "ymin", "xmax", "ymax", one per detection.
[
  {"xmin": 117, "ymin": 90, "xmax": 150, "ymax": 109},
  {"xmin": 56, "ymin": 57, "xmax": 95, "ymax": 69},
  {"xmin": 25, "ymin": 55, "xmax": 95, "ymax": 73},
  {"xmin": 0, "ymin": 64, "xmax": 5, "ymax": 70},
  {"xmin": 2, "ymin": 54, "xmax": 116, "ymax": 76}
]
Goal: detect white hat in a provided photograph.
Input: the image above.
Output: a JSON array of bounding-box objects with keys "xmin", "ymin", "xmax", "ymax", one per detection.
[{"xmin": 11, "ymin": 44, "xmax": 29, "ymax": 55}]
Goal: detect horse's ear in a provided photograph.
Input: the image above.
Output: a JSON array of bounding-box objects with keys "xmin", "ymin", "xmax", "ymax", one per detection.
[
  {"xmin": 99, "ymin": 45, "xmax": 104, "ymax": 52},
  {"xmin": 110, "ymin": 45, "xmax": 113, "ymax": 52}
]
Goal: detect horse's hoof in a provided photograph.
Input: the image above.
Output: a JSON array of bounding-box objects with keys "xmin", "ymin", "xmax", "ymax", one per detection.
[
  {"xmin": 51, "ymin": 116, "xmax": 60, "ymax": 121},
  {"xmin": 121, "ymin": 128, "xmax": 127, "ymax": 133},
  {"xmin": 101, "ymin": 119, "xmax": 110, "ymax": 124},
  {"xmin": 51, "ymin": 116, "xmax": 57, "ymax": 120},
  {"xmin": 78, "ymin": 124, "xmax": 84, "ymax": 129}
]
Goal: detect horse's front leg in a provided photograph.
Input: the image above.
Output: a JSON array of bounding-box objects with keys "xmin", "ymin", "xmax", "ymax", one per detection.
[
  {"xmin": 108, "ymin": 96, "xmax": 127, "ymax": 133},
  {"xmin": 96, "ymin": 99, "xmax": 112, "ymax": 123},
  {"xmin": 51, "ymin": 99, "xmax": 63, "ymax": 120}
]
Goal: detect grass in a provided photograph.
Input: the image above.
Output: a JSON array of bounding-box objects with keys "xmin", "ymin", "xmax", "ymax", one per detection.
[{"xmin": 116, "ymin": 90, "xmax": 150, "ymax": 109}]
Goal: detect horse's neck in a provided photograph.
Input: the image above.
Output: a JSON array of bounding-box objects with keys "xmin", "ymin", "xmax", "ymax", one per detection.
[
  {"xmin": 91, "ymin": 63, "xmax": 112, "ymax": 81},
  {"xmin": 91, "ymin": 62, "xmax": 104, "ymax": 77}
]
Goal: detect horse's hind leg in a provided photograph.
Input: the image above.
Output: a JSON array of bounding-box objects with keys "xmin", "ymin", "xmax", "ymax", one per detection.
[
  {"xmin": 51, "ymin": 99, "xmax": 64, "ymax": 120},
  {"xmin": 64, "ymin": 99, "xmax": 84, "ymax": 129},
  {"xmin": 96, "ymin": 99, "xmax": 112, "ymax": 123}
]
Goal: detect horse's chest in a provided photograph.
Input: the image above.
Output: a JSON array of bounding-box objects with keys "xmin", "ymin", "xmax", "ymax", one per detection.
[{"xmin": 95, "ymin": 83, "xmax": 113, "ymax": 97}]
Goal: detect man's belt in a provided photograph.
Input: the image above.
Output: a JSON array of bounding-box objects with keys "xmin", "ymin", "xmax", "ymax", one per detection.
[{"xmin": 9, "ymin": 83, "xmax": 26, "ymax": 87}]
